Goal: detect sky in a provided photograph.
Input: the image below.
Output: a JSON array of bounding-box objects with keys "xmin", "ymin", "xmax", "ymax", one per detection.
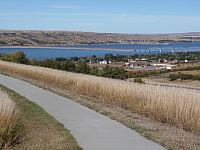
[{"xmin": 0, "ymin": 0, "xmax": 200, "ymax": 33}]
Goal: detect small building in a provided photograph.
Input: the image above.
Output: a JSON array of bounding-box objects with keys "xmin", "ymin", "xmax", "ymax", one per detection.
[
  {"xmin": 158, "ymin": 59, "xmax": 168, "ymax": 63},
  {"xmin": 89, "ymin": 60, "xmax": 93, "ymax": 64},
  {"xmin": 141, "ymin": 58, "xmax": 147, "ymax": 61},
  {"xmin": 166, "ymin": 66, "xmax": 172, "ymax": 70},
  {"xmin": 127, "ymin": 61, "xmax": 150, "ymax": 68},
  {"xmin": 151, "ymin": 63, "xmax": 175, "ymax": 70},
  {"xmin": 125, "ymin": 62, "xmax": 130, "ymax": 66},
  {"xmin": 128, "ymin": 59, "xmax": 135, "ymax": 62},
  {"xmin": 170, "ymin": 60, "xmax": 179, "ymax": 64},
  {"xmin": 99, "ymin": 60, "xmax": 111, "ymax": 65}
]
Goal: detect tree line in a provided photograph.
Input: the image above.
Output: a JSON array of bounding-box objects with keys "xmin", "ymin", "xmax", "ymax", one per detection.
[{"xmin": 0, "ymin": 52, "xmax": 128, "ymax": 80}]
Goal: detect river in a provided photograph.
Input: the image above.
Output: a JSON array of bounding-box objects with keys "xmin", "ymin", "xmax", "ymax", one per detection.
[{"xmin": 0, "ymin": 42, "xmax": 200, "ymax": 60}]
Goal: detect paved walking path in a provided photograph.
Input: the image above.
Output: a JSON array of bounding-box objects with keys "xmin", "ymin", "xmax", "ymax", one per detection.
[{"xmin": 0, "ymin": 74, "xmax": 165, "ymax": 150}]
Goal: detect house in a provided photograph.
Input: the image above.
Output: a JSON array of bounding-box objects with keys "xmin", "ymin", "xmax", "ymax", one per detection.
[
  {"xmin": 99, "ymin": 60, "xmax": 111, "ymax": 65},
  {"xmin": 89, "ymin": 60, "xmax": 93, "ymax": 64},
  {"xmin": 141, "ymin": 58, "xmax": 147, "ymax": 61},
  {"xmin": 166, "ymin": 66, "xmax": 172, "ymax": 70},
  {"xmin": 128, "ymin": 59, "xmax": 135, "ymax": 62},
  {"xmin": 170, "ymin": 60, "xmax": 179, "ymax": 64},
  {"xmin": 125, "ymin": 62, "xmax": 130, "ymax": 66},
  {"xmin": 127, "ymin": 61, "xmax": 150, "ymax": 68},
  {"xmin": 151, "ymin": 64, "xmax": 175, "ymax": 70},
  {"xmin": 180, "ymin": 60, "xmax": 189, "ymax": 63},
  {"xmin": 158, "ymin": 59, "xmax": 168, "ymax": 63}
]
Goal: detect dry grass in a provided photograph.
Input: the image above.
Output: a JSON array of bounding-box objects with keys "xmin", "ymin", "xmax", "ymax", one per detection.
[
  {"xmin": 0, "ymin": 60, "xmax": 200, "ymax": 134},
  {"xmin": 0, "ymin": 89, "xmax": 19, "ymax": 148},
  {"xmin": 0, "ymin": 85, "xmax": 81, "ymax": 150},
  {"xmin": 175, "ymin": 70, "xmax": 200, "ymax": 76}
]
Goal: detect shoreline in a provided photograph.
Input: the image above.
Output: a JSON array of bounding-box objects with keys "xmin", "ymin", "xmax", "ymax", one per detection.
[
  {"xmin": 0, "ymin": 46, "xmax": 135, "ymax": 52},
  {"xmin": 0, "ymin": 41, "xmax": 199, "ymax": 52}
]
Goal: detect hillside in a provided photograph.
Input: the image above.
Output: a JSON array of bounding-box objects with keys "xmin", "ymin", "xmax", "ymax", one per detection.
[{"xmin": 0, "ymin": 30, "xmax": 200, "ymax": 47}]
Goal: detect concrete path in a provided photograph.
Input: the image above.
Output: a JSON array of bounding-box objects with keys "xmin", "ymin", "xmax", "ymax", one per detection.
[{"xmin": 0, "ymin": 74, "xmax": 165, "ymax": 150}]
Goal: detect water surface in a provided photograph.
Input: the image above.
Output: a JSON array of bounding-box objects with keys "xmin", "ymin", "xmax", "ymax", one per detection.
[{"xmin": 0, "ymin": 42, "xmax": 200, "ymax": 60}]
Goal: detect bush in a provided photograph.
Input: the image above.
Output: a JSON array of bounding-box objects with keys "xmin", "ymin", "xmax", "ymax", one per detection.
[
  {"xmin": 102, "ymin": 65, "xmax": 128, "ymax": 80},
  {"xmin": 0, "ymin": 91, "xmax": 22, "ymax": 148},
  {"xmin": 11, "ymin": 52, "xmax": 29, "ymax": 64},
  {"xmin": 169, "ymin": 74, "xmax": 180, "ymax": 81},
  {"xmin": 75, "ymin": 61, "xmax": 90, "ymax": 74}
]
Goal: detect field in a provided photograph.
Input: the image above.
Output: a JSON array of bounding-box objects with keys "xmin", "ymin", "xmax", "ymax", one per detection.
[
  {"xmin": 0, "ymin": 89, "xmax": 19, "ymax": 148},
  {"xmin": 176, "ymin": 62, "xmax": 200, "ymax": 69},
  {"xmin": 143, "ymin": 70, "xmax": 200, "ymax": 89},
  {"xmin": 0, "ymin": 61, "xmax": 200, "ymax": 135},
  {"xmin": 174, "ymin": 70, "xmax": 200, "ymax": 75}
]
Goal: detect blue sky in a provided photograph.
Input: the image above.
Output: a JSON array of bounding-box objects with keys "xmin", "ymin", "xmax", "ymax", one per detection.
[{"xmin": 0, "ymin": 0, "xmax": 200, "ymax": 33}]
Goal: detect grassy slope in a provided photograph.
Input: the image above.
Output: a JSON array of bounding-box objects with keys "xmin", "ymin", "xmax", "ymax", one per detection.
[
  {"xmin": 1, "ymin": 62, "xmax": 200, "ymax": 150},
  {"xmin": 0, "ymin": 85, "xmax": 81, "ymax": 150},
  {"xmin": 0, "ymin": 31, "xmax": 199, "ymax": 47}
]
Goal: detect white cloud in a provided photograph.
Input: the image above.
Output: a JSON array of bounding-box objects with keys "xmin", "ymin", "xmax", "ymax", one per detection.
[{"xmin": 48, "ymin": 4, "xmax": 81, "ymax": 9}]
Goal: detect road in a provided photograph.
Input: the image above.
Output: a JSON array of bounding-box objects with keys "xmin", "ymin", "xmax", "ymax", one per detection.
[{"xmin": 0, "ymin": 74, "xmax": 165, "ymax": 150}]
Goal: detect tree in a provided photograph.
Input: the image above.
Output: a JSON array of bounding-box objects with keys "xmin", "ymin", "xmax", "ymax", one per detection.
[
  {"xmin": 105, "ymin": 54, "xmax": 114, "ymax": 62},
  {"xmin": 11, "ymin": 51, "xmax": 29, "ymax": 64},
  {"xmin": 75, "ymin": 62, "xmax": 90, "ymax": 74},
  {"xmin": 102, "ymin": 65, "xmax": 128, "ymax": 80},
  {"xmin": 60, "ymin": 61, "xmax": 76, "ymax": 72},
  {"xmin": 40, "ymin": 59, "xmax": 54, "ymax": 68},
  {"xmin": 102, "ymin": 65, "xmax": 113, "ymax": 78},
  {"xmin": 90, "ymin": 67, "xmax": 99, "ymax": 76}
]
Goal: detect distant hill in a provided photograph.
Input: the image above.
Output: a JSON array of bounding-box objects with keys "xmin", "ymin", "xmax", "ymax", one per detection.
[{"xmin": 0, "ymin": 30, "xmax": 200, "ymax": 47}]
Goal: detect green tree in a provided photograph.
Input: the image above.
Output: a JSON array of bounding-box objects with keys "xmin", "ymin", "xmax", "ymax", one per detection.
[
  {"xmin": 75, "ymin": 62, "xmax": 90, "ymax": 74},
  {"xmin": 90, "ymin": 67, "xmax": 99, "ymax": 76},
  {"xmin": 105, "ymin": 54, "xmax": 114, "ymax": 62},
  {"xmin": 102, "ymin": 65, "xmax": 128, "ymax": 80},
  {"xmin": 60, "ymin": 61, "xmax": 76, "ymax": 72},
  {"xmin": 11, "ymin": 51, "xmax": 29, "ymax": 64}
]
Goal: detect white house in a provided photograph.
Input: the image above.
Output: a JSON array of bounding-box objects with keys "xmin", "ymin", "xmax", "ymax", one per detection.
[
  {"xmin": 166, "ymin": 66, "xmax": 172, "ymax": 70},
  {"xmin": 99, "ymin": 60, "xmax": 109, "ymax": 65},
  {"xmin": 151, "ymin": 64, "xmax": 175, "ymax": 70}
]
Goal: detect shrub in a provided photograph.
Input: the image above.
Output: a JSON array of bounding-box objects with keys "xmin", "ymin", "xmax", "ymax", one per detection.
[
  {"xmin": 169, "ymin": 74, "xmax": 179, "ymax": 81},
  {"xmin": 0, "ymin": 90, "xmax": 21, "ymax": 148}
]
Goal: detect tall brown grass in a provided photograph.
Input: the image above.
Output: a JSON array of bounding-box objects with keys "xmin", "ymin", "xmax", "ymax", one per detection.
[
  {"xmin": 0, "ymin": 89, "xmax": 19, "ymax": 148},
  {"xmin": 0, "ymin": 60, "xmax": 200, "ymax": 134}
]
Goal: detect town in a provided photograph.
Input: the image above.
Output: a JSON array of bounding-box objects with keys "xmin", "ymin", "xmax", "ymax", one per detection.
[
  {"xmin": 88, "ymin": 52, "xmax": 197, "ymax": 72},
  {"xmin": 1, "ymin": 51, "xmax": 200, "ymax": 81}
]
